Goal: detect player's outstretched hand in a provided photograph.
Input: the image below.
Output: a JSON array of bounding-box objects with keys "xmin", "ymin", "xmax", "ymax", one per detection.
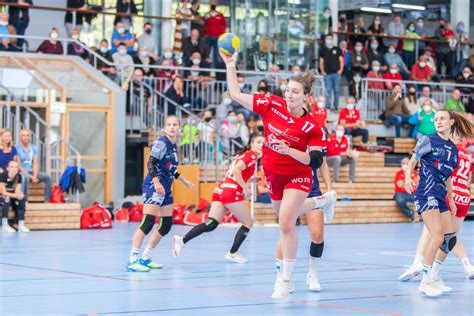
[{"xmin": 219, "ymin": 50, "xmax": 238, "ymax": 65}]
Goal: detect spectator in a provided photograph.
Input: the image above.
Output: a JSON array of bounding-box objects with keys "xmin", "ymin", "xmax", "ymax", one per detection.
[
  {"xmin": 156, "ymin": 48, "xmax": 177, "ymax": 66},
  {"xmin": 190, "ymin": 0, "xmax": 204, "ymax": 33},
  {"xmin": 203, "ymin": 0, "xmax": 227, "ymax": 66},
  {"xmin": 7, "ymin": 0, "xmax": 32, "ymax": 48},
  {"xmin": 310, "ymin": 95, "xmax": 328, "ymax": 128},
  {"xmin": 445, "ymin": 24, "xmax": 458, "ymax": 78},
  {"xmin": 133, "ymin": 47, "xmax": 155, "ymax": 77},
  {"xmin": 182, "ymin": 28, "xmax": 210, "ymax": 63},
  {"xmin": 111, "ymin": 21, "xmax": 134, "ymax": 54},
  {"xmin": 455, "ymin": 66, "xmax": 474, "ymax": 96},
  {"xmin": 246, "ymin": 116, "xmax": 258, "ymax": 135},
  {"xmin": 137, "ymin": 22, "xmax": 158, "ymax": 61},
  {"xmin": 326, "ymin": 125, "xmax": 357, "ymax": 183},
  {"xmin": 415, "ymin": 99, "xmax": 436, "ymax": 139},
  {"xmin": 348, "ymin": 72, "xmax": 363, "ymax": 101},
  {"xmin": 349, "ymin": 41, "xmax": 369, "ymax": 75},
  {"xmin": 264, "ymin": 64, "xmax": 281, "ymax": 85},
  {"xmin": 366, "ymin": 38, "xmax": 387, "ymax": 72},
  {"xmin": 415, "ymin": 18, "xmax": 429, "ymax": 54},
  {"xmin": 197, "ymin": 110, "xmax": 217, "ymax": 161},
  {"xmin": 256, "ymin": 165, "xmax": 271, "ymax": 204},
  {"xmin": 92, "ymin": 39, "xmax": 117, "ymax": 82},
  {"xmin": 434, "ymin": 18, "xmax": 452, "ymax": 78},
  {"xmin": 112, "ymin": 42, "xmax": 134, "ymax": 84},
  {"xmin": 16, "ymin": 129, "xmax": 52, "ymax": 202},
  {"xmin": 403, "ymin": 85, "xmax": 421, "ymax": 115},
  {"xmin": 394, "ymin": 157, "xmax": 419, "ymax": 221},
  {"xmin": 384, "ymin": 84, "xmax": 411, "ymax": 137},
  {"xmin": 180, "ymin": 113, "xmax": 199, "ymax": 164},
  {"xmin": 155, "ymin": 59, "xmax": 175, "ymax": 93},
  {"xmin": 67, "ymin": 28, "xmax": 89, "ymax": 60},
  {"xmin": 165, "ymin": 75, "xmax": 190, "ymax": 114},
  {"xmin": 0, "ymin": 129, "xmax": 19, "ymax": 173},
  {"xmin": 237, "ymin": 113, "xmax": 249, "ymax": 146},
  {"xmin": 419, "ymin": 86, "xmax": 440, "ymax": 110},
  {"xmin": 383, "ymin": 63, "xmax": 403, "ymax": 90},
  {"xmin": 256, "ymin": 79, "xmax": 269, "ymax": 94},
  {"xmin": 384, "ymin": 44, "xmax": 410, "ymax": 80},
  {"xmin": 221, "ymin": 110, "xmax": 242, "ymax": 148},
  {"xmin": 351, "ymin": 16, "xmax": 366, "ymax": 45},
  {"xmin": 291, "ymin": 65, "xmax": 302, "ymax": 75},
  {"xmin": 422, "ymin": 47, "xmax": 441, "ymax": 82},
  {"xmin": 339, "ymin": 40, "xmax": 352, "ymax": 82},
  {"xmin": 339, "ymin": 96, "xmax": 369, "ymax": 143},
  {"xmin": 123, "ymin": 68, "xmax": 150, "ymax": 113},
  {"xmin": 0, "ymin": 160, "xmax": 28, "ymax": 233},
  {"xmin": 386, "ymin": 14, "xmax": 404, "ymax": 48},
  {"xmin": 402, "ymin": 21, "xmax": 420, "ymax": 70},
  {"xmin": 64, "ymin": 0, "xmax": 87, "ymax": 36},
  {"xmin": 367, "ymin": 60, "xmax": 384, "ymax": 90},
  {"xmin": 114, "ymin": 0, "xmax": 138, "ymax": 31},
  {"xmin": 467, "ymin": 92, "xmax": 474, "ymax": 115},
  {"xmin": 215, "ymin": 92, "xmax": 232, "ymax": 125},
  {"xmin": 184, "ymin": 51, "xmax": 210, "ymax": 78},
  {"xmin": 320, "ymin": 33, "xmax": 343, "ymax": 111},
  {"xmin": 367, "ymin": 15, "xmax": 386, "ymax": 38},
  {"xmin": 444, "ymin": 89, "xmax": 466, "ymax": 113},
  {"xmin": 36, "ymin": 28, "xmax": 63, "ymax": 55},
  {"xmin": 337, "ymin": 13, "xmax": 348, "ymax": 43},
  {"xmin": 274, "ymin": 79, "xmax": 287, "ymax": 98},
  {"xmin": 319, "ymin": 6, "xmax": 332, "ymax": 36},
  {"xmin": 237, "ymin": 76, "xmax": 251, "ymax": 94},
  {"xmin": 0, "ymin": 13, "xmax": 17, "ymax": 51},
  {"xmin": 410, "ymin": 56, "xmax": 432, "ymax": 84},
  {"xmin": 453, "ymin": 21, "xmax": 470, "ymax": 77}
]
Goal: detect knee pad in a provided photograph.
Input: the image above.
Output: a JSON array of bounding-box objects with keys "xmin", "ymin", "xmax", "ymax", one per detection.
[
  {"xmin": 204, "ymin": 217, "xmax": 219, "ymax": 232},
  {"xmin": 139, "ymin": 214, "xmax": 156, "ymax": 235},
  {"xmin": 157, "ymin": 216, "xmax": 173, "ymax": 236},
  {"xmin": 310, "ymin": 242, "xmax": 324, "ymax": 258},
  {"xmin": 440, "ymin": 233, "xmax": 457, "ymax": 254}
]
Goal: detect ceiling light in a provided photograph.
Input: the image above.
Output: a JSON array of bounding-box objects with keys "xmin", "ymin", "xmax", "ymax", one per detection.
[{"xmin": 360, "ymin": 7, "xmax": 392, "ymax": 14}]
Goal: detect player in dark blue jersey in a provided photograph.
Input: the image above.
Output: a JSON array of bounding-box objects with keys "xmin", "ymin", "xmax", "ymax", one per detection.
[
  {"xmin": 126, "ymin": 116, "xmax": 195, "ymax": 272},
  {"xmin": 404, "ymin": 110, "xmax": 474, "ymax": 297}
]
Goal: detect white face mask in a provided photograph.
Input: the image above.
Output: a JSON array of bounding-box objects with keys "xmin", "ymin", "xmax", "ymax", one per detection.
[
  {"xmin": 239, "ymin": 83, "xmax": 245, "ymax": 89},
  {"xmin": 280, "ymin": 85, "xmax": 287, "ymax": 91},
  {"xmin": 323, "ymin": 12, "xmax": 331, "ymax": 18},
  {"xmin": 390, "ymin": 69, "xmax": 398, "ymax": 75},
  {"xmin": 118, "ymin": 48, "xmax": 127, "ymax": 55},
  {"xmin": 192, "ymin": 59, "xmax": 201, "ymax": 65},
  {"xmin": 0, "ymin": 21, "xmax": 8, "ymax": 26},
  {"xmin": 417, "ymin": 22, "xmax": 424, "ymax": 28},
  {"xmin": 164, "ymin": 52, "xmax": 173, "ymax": 59},
  {"xmin": 317, "ymin": 101, "xmax": 325, "ymax": 109},
  {"xmin": 354, "ymin": 76, "xmax": 361, "ymax": 83},
  {"xmin": 191, "ymin": 40, "xmax": 198, "ymax": 46},
  {"xmin": 223, "ymin": 98, "xmax": 232, "ymax": 105},
  {"xmin": 191, "ymin": 71, "xmax": 199, "ymax": 77},
  {"xmin": 423, "ymin": 105, "xmax": 431, "ymax": 113},
  {"xmin": 419, "ymin": 62, "xmax": 426, "ymax": 68},
  {"xmin": 401, "ymin": 164, "xmax": 408, "ymax": 171},
  {"xmin": 50, "ymin": 32, "xmax": 59, "ymax": 39},
  {"xmin": 140, "ymin": 51, "xmax": 148, "ymax": 58},
  {"xmin": 117, "ymin": 27, "xmax": 125, "ymax": 34},
  {"xmin": 372, "ymin": 66, "xmax": 380, "ymax": 72},
  {"xmin": 336, "ymin": 130, "xmax": 344, "ymax": 138},
  {"xmin": 346, "ymin": 103, "xmax": 355, "ymax": 110},
  {"xmin": 463, "ymin": 72, "xmax": 470, "ymax": 79},
  {"xmin": 71, "ymin": 34, "xmax": 79, "ymax": 40},
  {"xmin": 389, "ymin": 48, "xmax": 396, "ymax": 54},
  {"xmin": 374, "ymin": 20, "xmax": 381, "ymax": 25},
  {"xmin": 325, "ymin": 39, "xmax": 333, "ymax": 47},
  {"xmin": 99, "ymin": 47, "xmax": 107, "ymax": 53}
]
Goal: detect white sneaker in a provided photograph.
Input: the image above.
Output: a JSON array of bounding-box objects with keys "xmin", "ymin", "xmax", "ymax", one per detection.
[
  {"xmin": 306, "ymin": 273, "xmax": 321, "ymax": 292},
  {"xmin": 172, "ymin": 235, "xmax": 184, "ymax": 257},
  {"xmin": 224, "ymin": 251, "xmax": 248, "ymax": 264},
  {"xmin": 465, "ymin": 265, "xmax": 474, "ymax": 280},
  {"xmin": 1, "ymin": 224, "xmax": 16, "ymax": 233},
  {"xmin": 321, "ymin": 190, "xmax": 337, "ymax": 224},
  {"xmin": 418, "ymin": 280, "xmax": 443, "ymax": 297},
  {"xmin": 271, "ymin": 278, "xmax": 293, "ymax": 299},
  {"xmin": 18, "ymin": 224, "xmax": 30, "ymax": 233},
  {"xmin": 398, "ymin": 263, "xmax": 423, "ymax": 282},
  {"xmin": 273, "ymin": 276, "xmax": 295, "ymax": 293},
  {"xmin": 432, "ymin": 276, "xmax": 452, "ymax": 293}
]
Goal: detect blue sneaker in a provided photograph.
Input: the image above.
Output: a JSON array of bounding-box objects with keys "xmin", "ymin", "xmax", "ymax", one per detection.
[
  {"xmin": 139, "ymin": 258, "xmax": 163, "ymax": 269},
  {"xmin": 125, "ymin": 260, "xmax": 150, "ymax": 272}
]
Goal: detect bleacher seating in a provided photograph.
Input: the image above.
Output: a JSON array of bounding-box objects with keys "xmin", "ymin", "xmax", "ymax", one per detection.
[{"xmin": 8, "ymin": 203, "xmax": 81, "ymax": 230}]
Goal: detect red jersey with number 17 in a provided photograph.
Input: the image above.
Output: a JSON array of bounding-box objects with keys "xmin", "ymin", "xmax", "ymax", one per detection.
[{"xmin": 253, "ymin": 93, "xmax": 325, "ymax": 175}]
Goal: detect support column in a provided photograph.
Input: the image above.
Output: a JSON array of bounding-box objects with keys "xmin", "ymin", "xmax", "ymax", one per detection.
[{"xmin": 451, "ymin": 0, "xmax": 470, "ymax": 31}]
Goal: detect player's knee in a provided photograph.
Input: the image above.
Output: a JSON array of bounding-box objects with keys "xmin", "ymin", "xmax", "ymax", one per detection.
[
  {"xmin": 242, "ymin": 219, "xmax": 254, "ymax": 229},
  {"xmin": 279, "ymin": 220, "xmax": 295, "ymax": 235},
  {"xmin": 310, "ymin": 232, "xmax": 324, "ymax": 244},
  {"xmin": 204, "ymin": 217, "xmax": 219, "ymax": 232},
  {"xmin": 310, "ymin": 242, "xmax": 324, "ymax": 258},
  {"xmin": 440, "ymin": 232, "xmax": 457, "ymax": 254},
  {"xmin": 139, "ymin": 214, "xmax": 156, "ymax": 235},
  {"xmin": 432, "ymin": 233, "xmax": 445, "ymax": 248},
  {"xmin": 157, "ymin": 216, "xmax": 173, "ymax": 236}
]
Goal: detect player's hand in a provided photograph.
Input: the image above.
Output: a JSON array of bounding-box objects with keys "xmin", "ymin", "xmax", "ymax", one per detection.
[
  {"xmin": 243, "ymin": 186, "xmax": 252, "ymax": 200},
  {"xmin": 153, "ymin": 181, "xmax": 165, "ymax": 195},
  {"xmin": 449, "ymin": 200, "xmax": 457, "ymax": 216},
  {"xmin": 219, "ymin": 50, "xmax": 238, "ymax": 65},
  {"xmin": 270, "ymin": 139, "xmax": 290, "ymax": 155},
  {"xmin": 404, "ymin": 178, "xmax": 415, "ymax": 194},
  {"xmin": 183, "ymin": 179, "xmax": 196, "ymax": 190}
]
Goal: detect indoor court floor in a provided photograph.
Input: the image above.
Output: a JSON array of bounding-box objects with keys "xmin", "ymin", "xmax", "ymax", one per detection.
[{"xmin": 1, "ymin": 221, "xmax": 473, "ymax": 315}]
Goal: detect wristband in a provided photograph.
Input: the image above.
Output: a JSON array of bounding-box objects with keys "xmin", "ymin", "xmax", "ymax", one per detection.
[
  {"xmin": 174, "ymin": 172, "xmax": 181, "ymax": 179},
  {"xmin": 226, "ymin": 61, "xmax": 236, "ymax": 68}
]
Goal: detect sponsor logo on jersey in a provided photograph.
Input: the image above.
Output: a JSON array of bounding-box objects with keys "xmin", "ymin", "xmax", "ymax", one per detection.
[
  {"xmin": 291, "ymin": 177, "xmax": 312, "ymax": 184},
  {"xmin": 453, "ymin": 193, "xmax": 470, "ymax": 204},
  {"xmin": 271, "ymin": 100, "xmax": 284, "ymax": 108},
  {"xmin": 256, "ymin": 97, "xmax": 269, "ymax": 106},
  {"xmin": 271, "ymin": 107, "xmax": 294, "ymax": 124},
  {"xmin": 267, "ymin": 123, "xmax": 300, "ymax": 142}
]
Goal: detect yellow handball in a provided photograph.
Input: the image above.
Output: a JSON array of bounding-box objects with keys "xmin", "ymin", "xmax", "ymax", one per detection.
[{"xmin": 218, "ymin": 33, "xmax": 240, "ymax": 56}]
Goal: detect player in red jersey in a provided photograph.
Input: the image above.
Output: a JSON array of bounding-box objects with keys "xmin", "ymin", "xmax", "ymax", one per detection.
[
  {"xmin": 172, "ymin": 135, "xmax": 265, "ymax": 263},
  {"xmin": 399, "ymin": 132, "xmax": 474, "ymax": 282},
  {"xmin": 219, "ymin": 51, "xmax": 336, "ymax": 299}
]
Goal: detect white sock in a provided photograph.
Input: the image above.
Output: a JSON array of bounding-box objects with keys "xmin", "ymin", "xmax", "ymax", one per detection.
[
  {"xmin": 432, "ymin": 259, "xmax": 443, "ymax": 278},
  {"xmin": 422, "ymin": 264, "xmax": 432, "ymax": 282},
  {"xmin": 282, "ymin": 258, "xmax": 295, "ymax": 280},
  {"xmin": 2, "ymin": 218, "xmax": 8, "ymax": 226},
  {"xmin": 141, "ymin": 245, "xmax": 154, "ymax": 261},
  {"xmin": 413, "ymin": 255, "xmax": 424, "ymax": 265},
  {"xmin": 461, "ymin": 257, "xmax": 471, "ymax": 270},
  {"xmin": 311, "ymin": 195, "xmax": 327, "ymax": 210},
  {"xmin": 129, "ymin": 247, "xmax": 140, "ymax": 263},
  {"xmin": 276, "ymin": 259, "xmax": 283, "ymax": 279},
  {"xmin": 18, "ymin": 220, "xmax": 26, "ymax": 227},
  {"xmin": 309, "ymin": 256, "xmax": 320, "ymax": 275}
]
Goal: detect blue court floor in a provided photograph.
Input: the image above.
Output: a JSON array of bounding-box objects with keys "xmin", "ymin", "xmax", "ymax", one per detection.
[{"xmin": 1, "ymin": 221, "xmax": 473, "ymax": 316}]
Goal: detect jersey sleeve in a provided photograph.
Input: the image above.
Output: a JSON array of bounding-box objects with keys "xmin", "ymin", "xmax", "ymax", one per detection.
[
  {"xmin": 150, "ymin": 140, "xmax": 167, "ymax": 160},
  {"xmin": 238, "ymin": 151, "xmax": 257, "ymax": 168},
  {"xmin": 308, "ymin": 126, "xmax": 326, "ymax": 148},
  {"xmin": 252, "ymin": 93, "xmax": 272, "ymax": 116},
  {"xmin": 413, "ymin": 135, "xmax": 431, "ymax": 159}
]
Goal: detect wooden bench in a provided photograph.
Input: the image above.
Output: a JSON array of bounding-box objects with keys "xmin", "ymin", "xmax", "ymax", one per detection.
[
  {"xmin": 392, "ymin": 138, "xmax": 417, "ymax": 154},
  {"xmin": 8, "ymin": 203, "xmax": 81, "ymax": 230},
  {"xmin": 28, "ymin": 182, "xmax": 45, "ymax": 203}
]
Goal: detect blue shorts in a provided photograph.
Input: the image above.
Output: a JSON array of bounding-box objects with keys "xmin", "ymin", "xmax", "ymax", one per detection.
[
  {"xmin": 414, "ymin": 194, "xmax": 449, "ymax": 214},
  {"xmin": 307, "ymin": 184, "xmax": 322, "ymax": 198},
  {"xmin": 142, "ymin": 181, "xmax": 173, "ymax": 206}
]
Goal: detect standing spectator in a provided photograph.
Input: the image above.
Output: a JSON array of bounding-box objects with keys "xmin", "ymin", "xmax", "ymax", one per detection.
[
  {"xmin": 434, "ymin": 18, "xmax": 451, "ymax": 78},
  {"xmin": 180, "ymin": 113, "xmax": 199, "ymax": 164},
  {"xmin": 384, "ymin": 44, "xmax": 410, "ymax": 80},
  {"xmin": 384, "ymin": 84, "xmax": 411, "ymax": 137},
  {"xmin": 386, "ymin": 14, "xmax": 405, "ymax": 48},
  {"xmin": 402, "ymin": 22, "xmax": 420, "ymax": 70},
  {"xmin": 415, "ymin": 18, "xmax": 429, "ymax": 54},
  {"xmin": 155, "ymin": 59, "xmax": 175, "ymax": 93},
  {"xmin": 444, "ymin": 89, "xmax": 466, "ymax": 113},
  {"xmin": 215, "ymin": 92, "xmax": 232, "ymax": 125},
  {"xmin": 111, "ymin": 21, "xmax": 134, "ymax": 54},
  {"xmin": 410, "ymin": 56, "xmax": 432, "ymax": 84},
  {"xmin": 6, "ymin": 0, "xmax": 32, "ymax": 48},
  {"xmin": 112, "ymin": 42, "xmax": 134, "ymax": 84},
  {"xmin": 203, "ymin": 0, "xmax": 227, "ymax": 66},
  {"xmin": 16, "ymin": 129, "xmax": 52, "ymax": 202},
  {"xmin": 197, "ymin": 110, "xmax": 216, "ymax": 161},
  {"xmin": 348, "ymin": 72, "xmax": 363, "ymax": 101},
  {"xmin": 366, "ymin": 38, "xmax": 387, "ymax": 72},
  {"xmin": 0, "ymin": 160, "xmax": 28, "ymax": 233},
  {"xmin": 456, "ymin": 67, "xmax": 474, "ymax": 96},
  {"xmin": 367, "ymin": 61, "xmax": 384, "ymax": 90},
  {"xmin": 320, "ymin": 33, "xmax": 343, "ymax": 111},
  {"xmin": 351, "ymin": 17, "xmax": 366, "ymax": 45},
  {"xmin": 64, "ymin": 0, "xmax": 88, "ymax": 36},
  {"xmin": 310, "ymin": 95, "xmax": 328, "ymax": 129},
  {"xmin": 339, "ymin": 96, "xmax": 369, "ymax": 143},
  {"xmin": 415, "ymin": 99, "xmax": 436, "ymax": 139},
  {"xmin": 337, "ymin": 13, "xmax": 348, "ymax": 43},
  {"xmin": 190, "ymin": 0, "xmax": 204, "ymax": 33},
  {"xmin": 453, "ymin": 21, "xmax": 470, "ymax": 77},
  {"xmin": 419, "ymin": 86, "xmax": 440, "ymax": 110},
  {"xmin": 182, "ymin": 28, "xmax": 210, "ymax": 63},
  {"xmin": 0, "ymin": 13, "xmax": 17, "ymax": 51},
  {"xmin": 36, "ymin": 28, "xmax": 63, "ymax": 55},
  {"xmin": 349, "ymin": 41, "xmax": 369, "ymax": 75},
  {"xmin": 67, "ymin": 28, "xmax": 89, "ymax": 60},
  {"xmin": 339, "ymin": 40, "xmax": 352, "ymax": 82},
  {"xmin": 319, "ymin": 7, "xmax": 332, "ymax": 36},
  {"xmin": 367, "ymin": 15, "xmax": 386, "ymax": 38},
  {"xmin": 394, "ymin": 157, "xmax": 419, "ymax": 221},
  {"xmin": 184, "ymin": 51, "xmax": 210, "ymax": 77},
  {"xmin": 114, "ymin": 0, "xmax": 138, "ymax": 31},
  {"xmin": 383, "ymin": 63, "xmax": 403, "ymax": 90},
  {"xmin": 422, "ymin": 47, "xmax": 441, "ymax": 82},
  {"xmin": 173, "ymin": 0, "xmax": 193, "ymax": 55},
  {"xmin": 137, "ymin": 22, "xmax": 158, "ymax": 61},
  {"xmin": 165, "ymin": 75, "xmax": 190, "ymax": 114},
  {"xmin": 326, "ymin": 125, "xmax": 357, "ymax": 183}
]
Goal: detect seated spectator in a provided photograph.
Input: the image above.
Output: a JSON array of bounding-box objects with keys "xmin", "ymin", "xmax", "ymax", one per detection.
[
  {"xmin": 455, "ymin": 66, "xmax": 474, "ymax": 96},
  {"xmin": 403, "ymin": 85, "xmax": 421, "ymax": 115},
  {"xmin": 419, "ymin": 85, "xmax": 440, "ymax": 110},
  {"xmin": 0, "ymin": 13, "xmax": 18, "ymax": 52},
  {"xmin": 410, "ymin": 56, "xmax": 432, "ymax": 84},
  {"xmin": 366, "ymin": 38, "xmax": 387, "ymax": 72},
  {"xmin": 349, "ymin": 42, "xmax": 369, "ymax": 75},
  {"xmin": 221, "ymin": 110, "xmax": 243, "ymax": 148},
  {"xmin": 310, "ymin": 95, "xmax": 328, "ymax": 128},
  {"xmin": 394, "ymin": 158, "xmax": 419, "ymax": 221},
  {"xmin": 188, "ymin": 64, "xmax": 213, "ymax": 85},
  {"xmin": 112, "ymin": 42, "xmax": 134, "ymax": 84},
  {"xmin": 339, "ymin": 96, "xmax": 369, "ymax": 143},
  {"xmin": 444, "ymin": 89, "xmax": 466, "ymax": 113},
  {"xmin": 264, "ymin": 64, "xmax": 281, "ymax": 84},
  {"xmin": 16, "ymin": 129, "xmax": 52, "ymax": 202},
  {"xmin": 133, "ymin": 48, "xmax": 156, "ymax": 77},
  {"xmin": 215, "ymin": 92, "xmax": 232, "ymax": 125},
  {"xmin": 256, "ymin": 165, "xmax": 271, "ymax": 204},
  {"xmin": 111, "ymin": 21, "xmax": 134, "ymax": 54},
  {"xmin": 291, "ymin": 65, "xmax": 302, "ymax": 75},
  {"xmin": 246, "ymin": 116, "xmax": 258, "ymax": 135},
  {"xmin": 402, "ymin": 22, "xmax": 420, "ymax": 70},
  {"xmin": 0, "ymin": 160, "xmax": 28, "ymax": 233},
  {"xmin": 423, "ymin": 47, "xmax": 441, "ymax": 82},
  {"xmin": 415, "ymin": 99, "xmax": 436, "ymax": 139},
  {"xmin": 367, "ymin": 60, "xmax": 384, "ymax": 90},
  {"xmin": 123, "ymin": 68, "xmax": 151, "ymax": 113},
  {"xmin": 197, "ymin": 110, "xmax": 217, "ymax": 162},
  {"xmin": 384, "ymin": 84, "xmax": 411, "ymax": 137},
  {"xmin": 0, "ymin": 129, "xmax": 20, "ymax": 174},
  {"xmin": 326, "ymin": 125, "xmax": 357, "ymax": 183},
  {"xmin": 155, "ymin": 59, "xmax": 175, "ymax": 93},
  {"xmin": 237, "ymin": 113, "xmax": 249, "ymax": 146},
  {"xmin": 256, "ymin": 79, "xmax": 270, "ymax": 94},
  {"xmin": 184, "ymin": 52, "xmax": 210, "ymax": 78},
  {"xmin": 93, "ymin": 39, "xmax": 114, "ymax": 75},
  {"xmin": 383, "ymin": 63, "xmax": 403, "ymax": 90},
  {"xmin": 348, "ymin": 72, "xmax": 363, "ymax": 101},
  {"xmin": 137, "ymin": 22, "xmax": 158, "ymax": 61},
  {"xmin": 36, "ymin": 27, "xmax": 63, "ymax": 55},
  {"xmin": 339, "ymin": 40, "xmax": 352, "ymax": 82},
  {"xmin": 466, "ymin": 91, "xmax": 474, "ymax": 115},
  {"xmin": 156, "ymin": 48, "xmax": 177, "ymax": 66},
  {"xmin": 180, "ymin": 113, "xmax": 199, "ymax": 164},
  {"xmin": 165, "ymin": 75, "xmax": 190, "ymax": 114},
  {"xmin": 67, "ymin": 28, "xmax": 89, "ymax": 60},
  {"xmin": 182, "ymin": 28, "xmax": 210, "ymax": 64},
  {"xmin": 384, "ymin": 44, "xmax": 410, "ymax": 80},
  {"xmin": 237, "ymin": 76, "xmax": 252, "ymax": 94},
  {"xmin": 274, "ymin": 79, "xmax": 287, "ymax": 98}
]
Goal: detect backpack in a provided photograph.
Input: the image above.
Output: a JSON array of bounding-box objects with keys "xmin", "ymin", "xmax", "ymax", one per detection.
[{"xmin": 81, "ymin": 204, "xmax": 113, "ymax": 229}]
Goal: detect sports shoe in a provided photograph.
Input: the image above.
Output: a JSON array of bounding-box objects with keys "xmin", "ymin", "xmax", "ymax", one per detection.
[
  {"xmin": 465, "ymin": 265, "xmax": 474, "ymax": 280},
  {"xmin": 398, "ymin": 263, "xmax": 423, "ymax": 282},
  {"xmin": 172, "ymin": 235, "xmax": 184, "ymax": 257},
  {"xmin": 273, "ymin": 276, "xmax": 295, "ymax": 293},
  {"xmin": 224, "ymin": 251, "xmax": 248, "ymax": 264},
  {"xmin": 125, "ymin": 261, "xmax": 151, "ymax": 272},
  {"xmin": 271, "ymin": 278, "xmax": 293, "ymax": 299},
  {"xmin": 139, "ymin": 258, "xmax": 163, "ymax": 269},
  {"xmin": 418, "ymin": 280, "xmax": 443, "ymax": 297},
  {"xmin": 1, "ymin": 224, "xmax": 16, "ymax": 233},
  {"xmin": 322, "ymin": 190, "xmax": 337, "ymax": 224},
  {"xmin": 18, "ymin": 224, "xmax": 30, "ymax": 233},
  {"xmin": 306, "ymin": 273, "xmax": 321, "ymax": 292},
  {"xmin": 432, "ymin": 276, "xmax": 452, "ymax": 293}
]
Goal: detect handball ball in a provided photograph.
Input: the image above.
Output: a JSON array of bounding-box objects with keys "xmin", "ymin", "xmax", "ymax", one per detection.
[{"xmin": 218, "ymin": 33, "xmax": 240, "ymax": 56}]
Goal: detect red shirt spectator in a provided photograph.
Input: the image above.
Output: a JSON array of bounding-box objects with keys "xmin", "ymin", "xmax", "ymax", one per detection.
[
  {"xmin": 383, "ymin": 71, "xmax": 403, "ymax": 89},
  {"xmin": 326, "ymin": 133, "xmax": 349, "ymax": 157},
  {"xmin": 394, "ymin": 170, "xmax": 418, "ymax": 193},
  {"xmin": 338, "ymin": 108, "xmax": 360, "ymax": 129},
  {"xmin": 367, "ymin": 70, "xmax": 385, "ymax": 90},
  {"xmin": 36, "ymin": 40, "xmax": 63, "ymax": 55},
  {"xmin": 311, "ymin": 106, "xmax": 327, "ymax": 128},
  {"xmin": 410, "ymin": 63, "xmax": 432, "ymax": 81},
  {"xmin": 203, "ymin": 10, "xmax": 227, "ymax": 38}
]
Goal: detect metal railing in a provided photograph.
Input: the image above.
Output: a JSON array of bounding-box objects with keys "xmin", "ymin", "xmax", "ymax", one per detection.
[{"xmin": 0, "ymin": 84, "xmax": 82, "ymax": 202}]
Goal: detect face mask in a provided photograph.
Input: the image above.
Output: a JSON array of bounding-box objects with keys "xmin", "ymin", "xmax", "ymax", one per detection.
[
  {"xmin": 223, "ymin": 98, "xmax": 232, "ymax": 105},
  {"xmin": 0, "ymin": 21, "xmax": 8, "ymax": 26},
  {"xmin": 463, "ymin": 73, "xmax": 470, "ymax": 79},
  {"xmin": 323, "ymin": 12, "xmax": 331, "ymax": 18},
  {"xmin": 354, "ymin": 76, "xmax": 361, "ymax": 83},
  {"xmin": 210, "ymin": 5, "xmax": 216, "ymax": 10},
  {"xmin": 258, "ymin": 86, "xmax": 268, "ymax": 92},
  {"xmin": 371, "ymin": 43, "xmax": 378, "ymax": 50},
  {"xmin": 402, "ymin": 164, "xmax": 408, "ymax": 171},
  {"xmin": 317, "ymin": 101, "xmax": 325, "ymax": 109},
  {"xmin": 117, "ymin": 27, "xmax": 125, "ymax": 34},
  {"xmin": 390, "ymin": 69, "xmax": 398, "ymax": 75},
  {"xmin": 118, "ymin": 48, "xmax": 127, "ymax": 55},
  {"xmin": 145, "ymin": 29, "xmax": 152, "ymax": 35},
  {"xmin": 191, "ymin": 40, "xmax": 198, "ymax": 46},
  {"xmin": 228, "ymin": 116, "xmax": 237, "ymax": 123},
  {"xmin": 164, "ymin": 52, "xmax": 173, "ymax": 59},
  {"xmin": 192, "ymin": 59, "xmax": 201, "ymax": 65},
  {"xmin": 191, "ymin": 71, "xmax": 199, "ymax": 77},
  {"xmin": 293, "ymin": 71, "xmax": 300, "ymax": 76},
  {"xmin": 408, "ymin": 26, "xmax": 415, "ymax": 32},
  {"xmin": 389, "ymin": 48, "xmax": 396, "ymax": 54},
  {"xmin": 456, "ymin": 26, "xmax": 464, "ymax": 32},
  {"xmin": 204, "ymin": 117, "xmax": 212, "ymax": 122},
  {"xmin": 373, "ymin": 66, "xmax": 380, "ymax": 72},
  {"xmin": 50, "ymin": 32, "xmax": 58, "ymax": 39},
  {"xmin": 355, "ymin": 46, "xmax": 362, "ymax": 52},
  {"xmin": 339, "ymin": 18, "xmax": 345, "ymax": 23},
  {"xmin": 100, "ymin": 47, "xmax": 107, "ymax": 53},
  {"xmin": 409, "ymin": 90, "xmax": 416, "ymax": 95},
  {"xmin": 239, "ymin": 83, "xmax": 245, "ymax": 89},
  {"xmin": 280, "ymin": 85, "xmax": 287, "ymax": 91},
  {"xmin": 336, "ymin": 130, "xmax": 344, "ymax": 138},
  {"xmin": 417, "ymin": 22, "xmax": 424, "ymax": 28},
  {"xmin": 374, "ymin": 20, "xmax": 380, "ymax": 25},
  {"xmin": 72, "ymin": 34, "xmax": 79, "ymax": 40},
  {"xmin": 423, "ymin": 105, "xmax": 431, "ymax": 113},
  {"xmin": 346, "ymin": 103, "xmax": 355, "ymax": 110},
  {"xmin": 419, "ymin": 62, "xmax": 426, "ymax": 68},
  {"xmin": 325, "ymin": 39, "xmax": 333, "ymax": 47},
  {"xmin": 257, "ymin": 125, "xmax": 264, "ymax": 132},
  {"xmin": 140, "ymin": 51, "xmax": 148, "ymax": 58}
]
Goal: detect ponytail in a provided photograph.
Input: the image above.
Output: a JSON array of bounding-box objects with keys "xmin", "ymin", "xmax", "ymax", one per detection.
[{"xmin": 448, "ymin": 111, "xmax": 474, "ymax": 139}]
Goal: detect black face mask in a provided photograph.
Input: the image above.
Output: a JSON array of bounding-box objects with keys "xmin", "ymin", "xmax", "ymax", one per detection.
[
  {"xmin": 339, "ymin": 18, "xmax": 345, "ymax": 23},
  {"xmin": 258, "ymin": 86, "xmax": 268, "ymax": 92},
  {"xmin": 204, "ymin": 117, "xmax": 212, "ymax": 122},
  {"xmin": 210, "ymin": 5, "xmax": 216, "ymax": 10},
  {"xmin": 257, "ymin": 125, "xmax": 264, "ymax": 132},
  {"xmin": 145, "ymin": 29, "xmax": 152, "ymax": 35},
  {"xmin": 409, "ymin": 91, "xmax": 416, "ymax": 95}
]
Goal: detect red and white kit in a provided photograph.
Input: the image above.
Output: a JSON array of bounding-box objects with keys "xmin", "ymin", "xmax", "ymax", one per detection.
[
  {"xmin": 253, "ymin": 93, "xmax": 325, "ymax": 200},
  {"xmin": 448, "ymin": 143, "xmax": 472, "ymax": 218}
]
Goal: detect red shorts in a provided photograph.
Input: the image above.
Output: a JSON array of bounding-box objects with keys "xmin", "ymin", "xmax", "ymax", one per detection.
[
  {"xmin": 211, "ymin": 182, "xmax": 245, "ymax": 205},
  {"xmin": 263, "ymin": 168, "xmax": 313, "ymax": 201},
  {"xmin": 447, "ymin": 193, "xmax": 471, "ymax": 218}
]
